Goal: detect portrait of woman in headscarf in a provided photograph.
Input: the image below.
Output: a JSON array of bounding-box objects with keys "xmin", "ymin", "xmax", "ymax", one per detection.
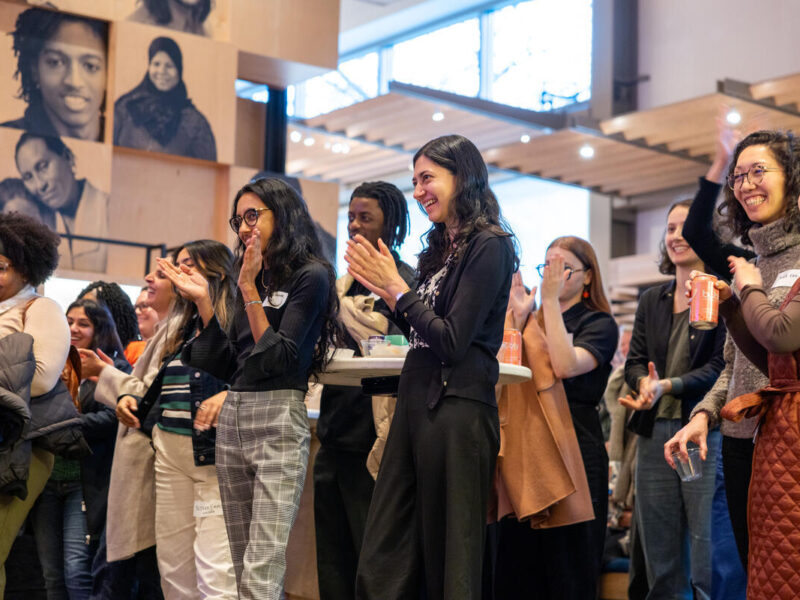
[{"xmin": 113, "ymin": 36, "xmax": 217, "ymax": 161}]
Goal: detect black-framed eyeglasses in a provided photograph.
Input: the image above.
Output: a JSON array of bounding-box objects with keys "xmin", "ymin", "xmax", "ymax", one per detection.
[
  {"xmin": 229, "ymin": 208, "xmax": 270, "ymax": 234},
  {"xmin": 535, "ymin": 263, "xmax": 587, "ymax": 279},
  {"xmin": 727, "ymin": 166, "xmax": 782, "ymax": 190}
]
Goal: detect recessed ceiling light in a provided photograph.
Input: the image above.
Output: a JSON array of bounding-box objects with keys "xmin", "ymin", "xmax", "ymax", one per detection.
[
  {"xmin": 579, "ymin": 144, "xmax": 595, "ymax": 159},
  {"xmin": 289, "ymin": 130, "xmax": 302, "ymax": 143},
  {"xmin": 432, "ymin": 111, "xmax": 444, "ymax": 122},
  {"xmin": 726, "ymin": 110, "xmax": 742, "ymax": 125},
  {"xmin": 303, "ymin": 137, "xmax": 315, "ymax": 147},
  {"xmin": 331, "ymin": 143, "xmax": 342, "ymax": 153},
  {"xmin": 520, "ymin": 134, "xmax": 531, "ymax": 143},
  {"xmin": 341, "ymin": 144, "xmax": 351, "ymax": 154}
]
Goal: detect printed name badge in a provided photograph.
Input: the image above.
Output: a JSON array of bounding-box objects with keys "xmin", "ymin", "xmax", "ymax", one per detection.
[
  {"xmin": 772, "ymin": 269, "xmax": 800, "ymax": 289},
  {"xmin": 263, "ymin": 291, "xmax": 288, "ymax": 308},
  {"xmin": 368, "ymin": 292, "xmax": 382, "ymax": 303},
  {"xmin": 193, "ymin": 500, "xmax": 223, "ymax": 517}
]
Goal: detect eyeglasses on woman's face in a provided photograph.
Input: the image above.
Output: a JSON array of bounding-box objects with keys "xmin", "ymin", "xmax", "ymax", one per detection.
[
  {"xmin": 229, "ymin": 207, "xmax": 270, "ymax": 234},
  {"xmin": 535, "ymin": 263, "xmax": 586, "ymax": 280},
  {"xmin": 727, "ymin": 165, "xmax": 782, "ymax": 190}
]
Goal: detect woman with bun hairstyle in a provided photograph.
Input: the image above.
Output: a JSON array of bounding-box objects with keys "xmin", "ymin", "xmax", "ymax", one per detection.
[
  {"xmin": 172, "ymin": 178, "xmax": 338, "ymax": 599},
  {"xmin": 114, "ymin": 36, "xmax": 216, "ymax": 161},
  {"xmin": 346, "ymin": 134, "xmax": 516, "ymax": 599}
]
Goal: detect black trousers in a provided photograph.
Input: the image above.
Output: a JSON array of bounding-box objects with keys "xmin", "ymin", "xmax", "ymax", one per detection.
[
  {"xmin": 721, "ymin": 435, "xmax": 754, "ymax": 571},
  {"xmin": 356, "ymin": 395, "xmax": 500, "ymax": 600},
  {"xmin": 313, "ymin": 446, "xmax": 375, "ymax": 600}
]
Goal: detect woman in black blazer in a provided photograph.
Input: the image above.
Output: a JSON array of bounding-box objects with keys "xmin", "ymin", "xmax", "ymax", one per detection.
[
  {"xmin": 345, "ymin": 134, "xmax": 516, "ymax": 600},
  {"xmin": 622, "ymin": 199, "xmax": 726, "ymax": 598}
]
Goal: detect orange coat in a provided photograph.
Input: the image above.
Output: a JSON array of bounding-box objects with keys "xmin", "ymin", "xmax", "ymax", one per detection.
[{"xmin": 490, "ymin": 313, "xmax": 595, "ymax": 529}]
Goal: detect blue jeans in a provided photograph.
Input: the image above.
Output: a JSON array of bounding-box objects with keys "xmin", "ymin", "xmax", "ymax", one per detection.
[
  {"xmin": 711, "ymin": 442, "xmax": 747, "ymax": 600},
  {"xmin": 635, "ymin": 419, "xmax": 718, "ymax": 600},
  {"xmin": 31, "ymin": 479, "xmax": 95, "ymax": 600}
]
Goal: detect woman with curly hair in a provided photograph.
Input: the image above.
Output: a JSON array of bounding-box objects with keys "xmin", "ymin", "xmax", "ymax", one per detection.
[
  {"xmin": 0, "ymin": 212, "xmax": 75, "ymax": 596},
  {"xmin": 30, "ymin": 298, "xmax": 128, "ymax": 600},
  {"xmin": 128, "ymin": 0, "xmax": 213, "ymax": 37},
  {"xmin": 168, "ymin": 178, "xmax": 338, "ymax": 599},
  {"xmin": 2, "ymin": 8, "xmax": 107, "ymax": 141},
  {"xmin": 667, "ymin": 129, "xmax": 800, "ymax": 576},
  {"xmin": 113, "ymin": 36, "xmax": 216, "ymax": 161}
]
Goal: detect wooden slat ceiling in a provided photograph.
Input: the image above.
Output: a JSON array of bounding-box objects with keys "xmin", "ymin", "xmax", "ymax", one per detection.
[{"xmin": 285, "ymin": 72, "xmax": 800, "ymax": 195}]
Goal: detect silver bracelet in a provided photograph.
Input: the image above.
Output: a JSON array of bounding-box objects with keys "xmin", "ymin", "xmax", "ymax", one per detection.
[{"xmin": 244, "ymin": 300, "xmax": 261, "ymax": 307}]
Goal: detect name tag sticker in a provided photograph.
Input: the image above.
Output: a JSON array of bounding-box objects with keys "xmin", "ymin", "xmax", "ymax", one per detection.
[
  {"xmin": 263, "ymin": 291, "xmax": 288, "ymax": 308},
  {"xmin": 771, "ymin": 269, "xmax": 800, "ymax": 289},
  {"xmin": 368, "ymin": 292, "xmax": 382, "ymax": 302},
  {"xmin": 193, "ymin": 500, "xmax": 223, "ymax": 517}
]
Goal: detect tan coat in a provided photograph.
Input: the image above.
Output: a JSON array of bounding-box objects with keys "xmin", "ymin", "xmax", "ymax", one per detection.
[
  {"xmin": 95, "ymin": 316, "xmax": 176, "ymax": 561},
  {"xmin": 490, "ymin": 313, "xmax": 595, "ymax": 529}
]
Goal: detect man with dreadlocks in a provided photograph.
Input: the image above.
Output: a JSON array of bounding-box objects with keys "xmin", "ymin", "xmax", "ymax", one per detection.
[{"xmin": 313, "ymin": 181, "xmax": 415, "ymax": 600}]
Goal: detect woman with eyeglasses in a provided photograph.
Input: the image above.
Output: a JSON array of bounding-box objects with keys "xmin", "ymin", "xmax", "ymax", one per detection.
[
  {"xmin": 666, "ymin": 130, "xmax": 800, "ymax": 583},
  {"xmin": 613, "ymin": 200, "xmax": 726, "ymax": 600},
  {"xmin": 345, "ymin": 135, "xmax": 517, "ymax": 600},
  {"xmin": 503, "ymin": 236, "xmax": 617, "ymax": 599},
  {"xmin": 167, "ymin": 178, "xmax": 338, "ymax": 599}
]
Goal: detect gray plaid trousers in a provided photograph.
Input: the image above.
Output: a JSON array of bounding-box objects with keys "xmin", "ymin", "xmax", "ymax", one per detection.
[{"xmin": 215, "ymin": 389, "xmax": 310, "ymax": 599}]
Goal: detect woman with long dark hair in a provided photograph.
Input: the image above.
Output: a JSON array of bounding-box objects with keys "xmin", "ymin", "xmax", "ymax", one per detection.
[
  {"xmin": 82, "ymin": 240, "xmax": 238, "ymax": 598},
  {"xmin": 113, "ymin": 36, "xmax": 216, "ymax": 161},
  {"xmin": 31, "ymin": 299, "xmax": 128, "ymax": 600},
  {"xmin": 345, "ymin": 134, "xmax": 517, "ymax": 599},
  {"xmin": 167, "ymin": 178, "xmax": 338, "ymax": 599},
  {"xmin": 3, "ymin": 8, "xmax": 107, "ymax": 141}
]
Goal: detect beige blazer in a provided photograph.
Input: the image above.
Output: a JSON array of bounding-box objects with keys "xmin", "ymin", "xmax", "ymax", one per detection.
[{"xmin": 94, "ymin": 316, "xmax": 176, "ymax": 560}]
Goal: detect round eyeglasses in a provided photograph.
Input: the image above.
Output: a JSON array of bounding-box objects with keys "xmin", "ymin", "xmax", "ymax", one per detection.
[
  {"xmin": 229, "ymin": 207, "xmax": 270, "ymax": 234},
  {"xmin": 727, "ymin": 166, "xmax": 782, "ymax": 190}
]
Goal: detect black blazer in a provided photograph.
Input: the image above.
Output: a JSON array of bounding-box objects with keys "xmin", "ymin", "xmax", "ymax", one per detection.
[
  {"xmin": 624, "ymin": 280, "xmax": 726, "ymax": 437},
  {"xmin": 395, "ymin": 229, "xmax": 514, "ymax": 409}
]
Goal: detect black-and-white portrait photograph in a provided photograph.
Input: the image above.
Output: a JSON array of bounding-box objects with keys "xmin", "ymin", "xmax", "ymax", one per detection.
[
  {"xmin": 113, "ymin": 20, "xmax": 236, "ymax": 163},
  {"xmin": 0, "ymin": 5, "xmax": 108, "ymax": 142},
  {"xmin": 23, "ymin": 0, "xmax": 114, "ymax": 20},
  {"xmin": 126, "ymin": 0, "xmax": 213, "ymax": 37},
  {"xmin": 0, "ymin": 127, "xmax": 110, "ymax": 272}
]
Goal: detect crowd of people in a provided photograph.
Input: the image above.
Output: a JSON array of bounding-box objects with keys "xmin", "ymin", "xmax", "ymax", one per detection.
[{"xmin": 1, "ymin": 125, "xmax": 799, "ymax": 600}]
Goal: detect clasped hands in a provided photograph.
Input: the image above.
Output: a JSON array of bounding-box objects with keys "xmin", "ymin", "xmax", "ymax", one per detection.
[{"xmin": 344, "ymin": 234, "xmax": 407, "ymax": 309}]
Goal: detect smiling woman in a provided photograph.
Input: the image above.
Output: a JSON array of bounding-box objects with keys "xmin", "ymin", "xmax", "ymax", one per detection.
[
  {"xmin": 113, "ymin": 36, "xmax": 217, "ymax": 161},
  {"xmin": 3, "ymin": 8, "xmax": 108, "ymax": 141}
]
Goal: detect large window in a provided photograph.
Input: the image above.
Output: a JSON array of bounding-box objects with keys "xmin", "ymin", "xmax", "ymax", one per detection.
[
  {"xmin": 490, "ymin": 0, "xmax": 592, "ymax": 110},
  {"xmin": 238, "ymin": 0, "xmax": 593, "ymax": 118},
  {"xmin": 391, "ymin": 18, "xmax": 480, "ymax": 97}
]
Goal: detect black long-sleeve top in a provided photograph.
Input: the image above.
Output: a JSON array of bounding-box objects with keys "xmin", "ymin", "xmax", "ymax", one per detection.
[
  {"xmin": 624, "ymin": 280, "xmax": 727, "ymax": 437},
  {"xmin": 183, "ymin": 261, "xmax": 330, "ymax": 392},
  {"xmin": 394, "ymin": 229, "xmax": 514, "ymax": 409},
  {"xmin": 683, "ymin": 177, "xmax": 756, "ymax": 282}
]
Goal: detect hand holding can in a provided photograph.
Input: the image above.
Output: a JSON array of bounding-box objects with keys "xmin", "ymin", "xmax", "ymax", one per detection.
[{"xmin": 689, "ymin": 273, "xmax": 719, "ymax": 330}]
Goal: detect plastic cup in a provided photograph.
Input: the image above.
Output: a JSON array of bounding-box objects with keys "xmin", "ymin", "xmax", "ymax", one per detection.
[{"xmin": 671, "ymin": 447, "xmax": 703, "ymax": 482}]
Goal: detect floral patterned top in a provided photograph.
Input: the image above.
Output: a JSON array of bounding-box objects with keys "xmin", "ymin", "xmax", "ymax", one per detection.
[{"xmin": 409, "ymin": 250, "xmax": 458, "ymax": 349}]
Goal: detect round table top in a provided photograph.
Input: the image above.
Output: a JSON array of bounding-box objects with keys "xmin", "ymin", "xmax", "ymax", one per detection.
[{"xmin": 318, "ymin": 357, "xmax": 531, "ymax": 387}]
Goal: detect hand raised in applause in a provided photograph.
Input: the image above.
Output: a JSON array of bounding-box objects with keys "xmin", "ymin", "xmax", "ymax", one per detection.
[
  {"xmin": 508, "ymin": 270, "xmax": 537, "ymax": 330},
  {"xmin": 345, "ymin": 234, "xmax": 407, "ymax": 309}
]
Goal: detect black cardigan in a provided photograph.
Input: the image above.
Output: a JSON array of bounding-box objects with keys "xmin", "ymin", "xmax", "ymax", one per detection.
[
  {"xmin": 624, "ymin": 280, "xmax": 726, "ymax": 437},
  {"xmin": 394, "ymin": 229, "xmax": 514, "ymax": 409},
  {"xmin": 683, "ymin": 177, "xmax": 755, "ymax": 282}
]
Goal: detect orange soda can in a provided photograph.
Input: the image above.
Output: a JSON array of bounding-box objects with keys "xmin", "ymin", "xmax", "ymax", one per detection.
[
  {"xmin": 690, "ymin": 273, "xmax": 719, "ymax": 330},
  {"xmin": 501, "ymin": 328, "xmax": 522, "ymax": 365}
]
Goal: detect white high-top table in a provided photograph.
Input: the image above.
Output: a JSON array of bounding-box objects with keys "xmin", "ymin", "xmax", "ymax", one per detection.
[{"xmin": 318, "ymin": 357, "xmax": 531, "ymax": 388}]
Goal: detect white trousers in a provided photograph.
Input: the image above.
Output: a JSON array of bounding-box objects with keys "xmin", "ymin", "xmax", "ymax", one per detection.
[{"xmin": 153, "ymin": 426, "xmax": 237, "ymax": 599}]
